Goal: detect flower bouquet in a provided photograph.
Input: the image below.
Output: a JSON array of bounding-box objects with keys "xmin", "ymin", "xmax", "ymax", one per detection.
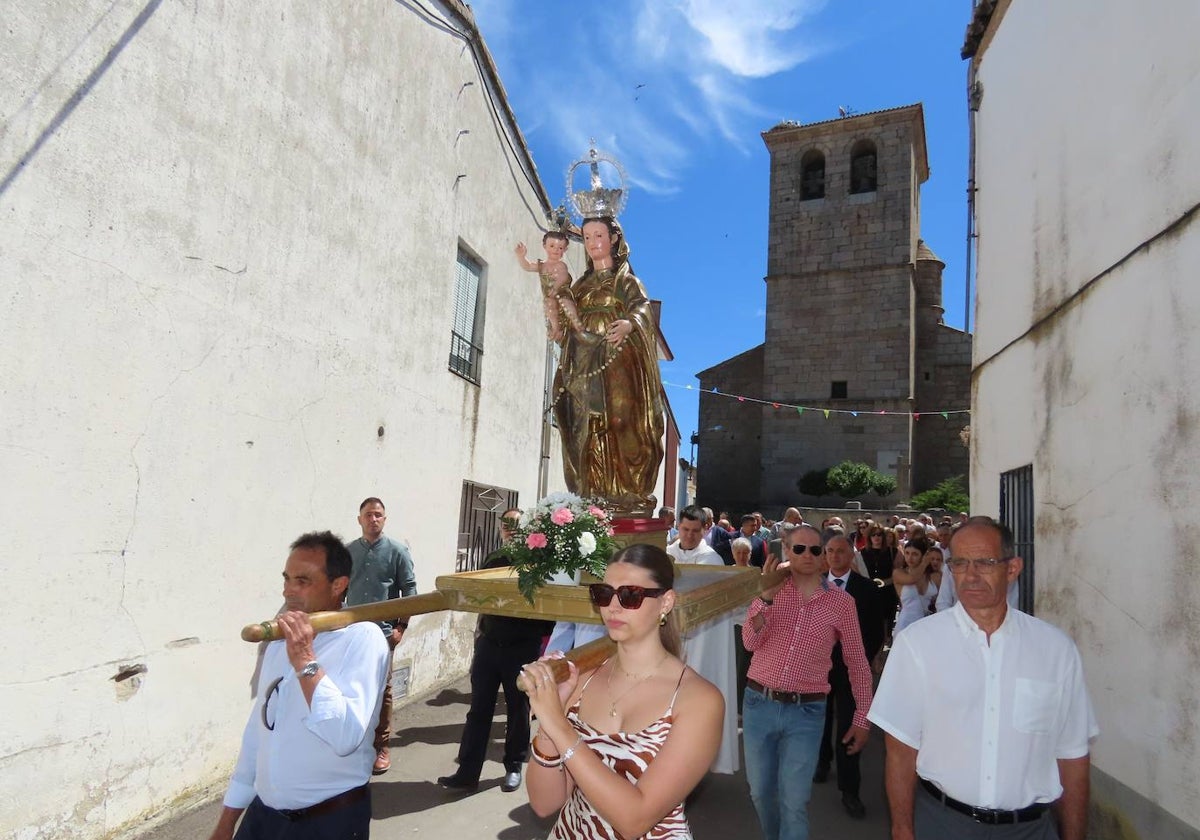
[{"xmin": 502, "ymin": 491, "xmax": 618, "ymax": 603}]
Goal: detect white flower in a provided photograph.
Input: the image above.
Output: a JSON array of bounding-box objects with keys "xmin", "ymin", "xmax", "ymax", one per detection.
[{"xmin": 577, "ymin": 531, "xmax": 597, "ymax": 557}]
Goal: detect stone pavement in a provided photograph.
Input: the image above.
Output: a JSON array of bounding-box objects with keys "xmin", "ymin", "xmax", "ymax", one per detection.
[{"xmin": 136, "ymin": 678, "xmax": 890, "ymax": 840}]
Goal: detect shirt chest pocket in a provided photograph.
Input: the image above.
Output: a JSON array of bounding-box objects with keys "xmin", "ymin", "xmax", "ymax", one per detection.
[{"xmin": 1012, "ymin": 678, "xmax": 1059, "ymax": 733}]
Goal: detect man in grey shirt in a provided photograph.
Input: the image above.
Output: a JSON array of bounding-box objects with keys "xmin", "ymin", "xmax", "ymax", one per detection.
[{"xmin": 345, "ymin": 496, "xmax": 417, "ymax": 775}]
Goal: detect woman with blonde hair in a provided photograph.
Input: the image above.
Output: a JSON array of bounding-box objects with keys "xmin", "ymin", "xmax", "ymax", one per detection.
[{"xmin": 524, "ymin": 544, "xmax": 724, "ymax": 839}]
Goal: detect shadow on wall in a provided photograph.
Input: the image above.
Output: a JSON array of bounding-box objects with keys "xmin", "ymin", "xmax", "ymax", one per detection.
[{"xmin": 1, "ymin": 0, "xmax": 166, "ymax": 198}]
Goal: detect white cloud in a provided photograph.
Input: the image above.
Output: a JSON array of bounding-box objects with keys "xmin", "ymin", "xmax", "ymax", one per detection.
[
  {"xmin": 672, "ymin": 0, "xmax": 828, "ymax": 78},
  {"xmin": 471, "ymin": 0, "xmax": 828, "ymax": 192}
]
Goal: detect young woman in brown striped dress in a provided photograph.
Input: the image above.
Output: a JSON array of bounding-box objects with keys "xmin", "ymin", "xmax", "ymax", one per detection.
[{"xmin": 523, "ymin": 544, "xmax": 725, "ymax": 839}]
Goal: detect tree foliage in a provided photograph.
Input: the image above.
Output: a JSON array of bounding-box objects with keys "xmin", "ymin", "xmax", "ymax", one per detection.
[
  {"xmin": 797, "ymin": 468, "xmax": 830, "ymax": 497},
  {"xmin": 870, "ymin": 472, "xmax": 898, "ymax": 497},
  {"xmin": 827, "ymin": 461, "xmax": 878, "ymax": 498},
  {"xmin": 909, "ymin": 476, "xmax": 970, "ymax": 513}
]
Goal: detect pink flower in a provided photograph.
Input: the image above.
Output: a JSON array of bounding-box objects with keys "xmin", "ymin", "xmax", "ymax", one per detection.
[
  {"xmin": 551, "ymin": 508, "xmax": 575, "ymax": 525},
  {"xmin": 588, "ymin": 506, "xmax": 607, "ymax": 520},
  {"xmin": 526, "ymin": 532, "xmax": 548, "ymax": 549}
]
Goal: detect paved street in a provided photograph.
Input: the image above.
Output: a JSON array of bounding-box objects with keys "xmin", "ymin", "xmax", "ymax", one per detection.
[{"xmin": 137, "ymin": 677, "xmax": 889, "ymax": 840}]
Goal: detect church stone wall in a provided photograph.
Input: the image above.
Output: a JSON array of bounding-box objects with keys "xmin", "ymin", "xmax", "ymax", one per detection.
[{"xmin": 696, "ymin": 345, "xmax": 765, "ymax": 515}]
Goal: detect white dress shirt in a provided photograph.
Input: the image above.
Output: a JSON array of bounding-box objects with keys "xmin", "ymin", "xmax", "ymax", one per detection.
[
  {"xmin": 545, "ymin": 620, "xmax": 608, "ymax": 654},
  {"xmin": 868, "ymin": 602, "xmax": 1097, "ymax": 809},
  {"xmin": 224, "ymin": 622, "xmax": 389, "ymax": 810}
]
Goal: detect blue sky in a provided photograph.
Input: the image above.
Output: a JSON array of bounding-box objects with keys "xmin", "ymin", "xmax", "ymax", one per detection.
[{"xmin": 472, "ymin": 0, "xmax": 974, "ymax": 448}]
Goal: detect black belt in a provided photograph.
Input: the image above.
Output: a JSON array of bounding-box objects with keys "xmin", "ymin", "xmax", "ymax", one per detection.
[
  {"xmin": 920, "ymin": 778, "xmax": 1049, "ymax": 825},
  {"xmin": 746, "ymin": 678, "xmax": 826, "ymax": 705},
  {"xmin": 274, "ymin": 784, "xmax": 369, "ymax": 821}
]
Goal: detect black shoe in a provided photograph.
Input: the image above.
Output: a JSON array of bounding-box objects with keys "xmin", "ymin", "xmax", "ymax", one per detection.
[
  {"xmin": 437, "ymin": 774, "xmax": 479, "ymax": 793},
  {"xmin": 812, "ymin": 762, "xmax": 830, "ymax": 784},
  {"xmin": 501, "ymin": 768, "xmax": 522, "ymax": 792},
  {"xmin": 841, "ymin": 792, "xmax": 866, "ymax": 819}
]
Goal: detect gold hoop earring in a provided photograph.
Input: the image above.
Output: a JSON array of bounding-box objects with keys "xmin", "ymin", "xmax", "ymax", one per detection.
[{"xmin": 659, "ymin": 612, "xmax": 667, "ymax": 627}]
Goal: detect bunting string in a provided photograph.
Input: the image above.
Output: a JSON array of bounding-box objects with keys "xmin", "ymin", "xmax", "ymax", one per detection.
[{"xmin": 663, "ymin": 380, "xmax": 970, "ymax": 420}]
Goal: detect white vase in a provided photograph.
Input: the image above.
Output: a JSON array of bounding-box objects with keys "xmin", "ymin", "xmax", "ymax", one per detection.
[{"xmin": 546, "ymin": 568, "xmax": 582, "ymax": 586}]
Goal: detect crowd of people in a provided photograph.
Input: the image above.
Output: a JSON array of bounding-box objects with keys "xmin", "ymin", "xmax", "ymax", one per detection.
[{"xmin": 207, "ymin": 498, "xmax": 1096, "ymax": 840}]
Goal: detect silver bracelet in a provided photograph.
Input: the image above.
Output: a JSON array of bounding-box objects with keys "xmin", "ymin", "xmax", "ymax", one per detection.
[{"xmin": 561, "ymin": 734, "xmax": 586, "ymax": 762}]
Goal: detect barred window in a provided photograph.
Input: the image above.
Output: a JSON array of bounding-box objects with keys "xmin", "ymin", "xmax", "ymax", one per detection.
[{"xmin": 449, "ymin": 248, "xmax": 485, "ymax": 384}]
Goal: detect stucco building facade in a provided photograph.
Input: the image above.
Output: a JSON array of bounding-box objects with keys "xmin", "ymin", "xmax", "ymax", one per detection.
[
  {"xmin": 697, "ymin": 105, "xmax": 971, "ymax": 517},
  {"xmin": 0, "ymin": 2, "xmax": 680, "ymax": 837},
  {"xmin": 965, "ymin": 1, "xmax": 1200, "ymax": 836}
]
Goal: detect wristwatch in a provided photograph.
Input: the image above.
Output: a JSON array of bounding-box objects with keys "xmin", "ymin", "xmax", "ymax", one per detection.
[{"xmin": 298, "ymin": 660, "xmax": 320, "ymax": 678}]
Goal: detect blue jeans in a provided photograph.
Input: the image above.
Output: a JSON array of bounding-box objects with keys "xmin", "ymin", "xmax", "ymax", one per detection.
[{"xmin": 742, "ymin": 688, "xmax": 826, "ymax": 840}]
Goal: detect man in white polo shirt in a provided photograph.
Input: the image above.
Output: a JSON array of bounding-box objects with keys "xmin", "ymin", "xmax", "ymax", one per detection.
[{"xmin": 868, "ymin": 517, "xmax": 1097, "ymax": 840}]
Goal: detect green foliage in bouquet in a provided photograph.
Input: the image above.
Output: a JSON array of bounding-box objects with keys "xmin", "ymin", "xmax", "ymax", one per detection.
[{"xmin": 502, "ymin": 492, "xmax": 618, "ymax": 604}]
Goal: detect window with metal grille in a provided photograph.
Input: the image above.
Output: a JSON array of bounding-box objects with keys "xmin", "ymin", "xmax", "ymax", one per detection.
[
  {"xmin": 449, "ymin": 248, "xmax": 485, "ymax": 384},
  {"xmin": 999, "ymin": 464, "xmax": 1034, "ymax": 613},
  {"xmin": 456, "ymin": 480, "xmax": 519, "ymax": 573}
]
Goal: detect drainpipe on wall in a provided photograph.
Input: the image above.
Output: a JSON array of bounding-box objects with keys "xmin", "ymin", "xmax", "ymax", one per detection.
[{"xmin": 538, "ymin": 339, "xmax": 554, "ymax": 498}]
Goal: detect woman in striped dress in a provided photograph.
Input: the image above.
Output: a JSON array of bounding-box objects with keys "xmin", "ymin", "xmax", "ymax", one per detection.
[{"xmin": 524, "ymin": 544, "xmax": 725, "ymax": 839}]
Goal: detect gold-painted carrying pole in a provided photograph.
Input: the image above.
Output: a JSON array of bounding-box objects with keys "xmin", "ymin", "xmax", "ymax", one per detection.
[
  {"xmin": 240, "ymin": 592, "xmax": 453, "ymax": 642},
  {"xmin": 240, "ymin": 564, "xmax": 789, "ymax": 687}
]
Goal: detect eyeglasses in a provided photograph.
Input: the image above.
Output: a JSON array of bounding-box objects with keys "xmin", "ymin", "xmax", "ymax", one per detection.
[
  {"xmin": 790, "ymin": 543, "xmax": 823, "ymax": 556},
  {"xmin": 946, "ymin": 557, "xmax": 1012, "ymax": 572},
  {"xmin": 261, "ymin": 675, "xmax": 284, "ymax": 731},
  {"xmin": 588, "ymin": 584, "xmax": 666, "ymax": 609}
]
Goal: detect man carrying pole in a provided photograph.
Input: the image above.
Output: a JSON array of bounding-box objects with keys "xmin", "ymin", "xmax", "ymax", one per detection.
[{"xmin": 209, "ymin": 531, "xmax": 389, "ymax": 840}]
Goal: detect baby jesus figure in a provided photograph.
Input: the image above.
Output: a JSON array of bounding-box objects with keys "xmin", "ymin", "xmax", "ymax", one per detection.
[{"xmin": 515, "ymin": 232, "xmax": 583, "ymax": 341}]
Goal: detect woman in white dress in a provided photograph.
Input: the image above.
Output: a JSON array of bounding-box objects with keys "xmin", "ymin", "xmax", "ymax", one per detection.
[{"xmin": 892, "ymin": 537, "xmax": 938, "ymax": 635}]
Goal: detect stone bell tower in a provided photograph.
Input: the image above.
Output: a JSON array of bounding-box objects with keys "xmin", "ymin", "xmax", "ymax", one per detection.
[{"xmin": 757, "ymin": 104, "xmax": 930, "ymax": 503}]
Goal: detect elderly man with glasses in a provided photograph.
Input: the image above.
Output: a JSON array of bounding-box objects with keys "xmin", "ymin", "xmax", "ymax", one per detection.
[
  {"xmin": 868, "ymin": 517, "xmax": 1097, "ymax": 840},
  {"xmin": 741, "ymin": 523, "xmax": 874, "ymax": 840},
  {"xmin": 209, "ymin": 531, "xmax": 390, "ymax": 840}
]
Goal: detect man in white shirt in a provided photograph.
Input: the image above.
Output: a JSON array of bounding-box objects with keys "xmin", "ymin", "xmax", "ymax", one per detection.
[
  {"xmin": 666, "ymin": 505, "xmax": 739, "ymax": 774},
  {"xmin": 868, "ymin": 518, "xmax": 1097, "ymax": 840},
  {"xmin": 209, "ymin": 531, "xmax": 390, "ymax": 840}
]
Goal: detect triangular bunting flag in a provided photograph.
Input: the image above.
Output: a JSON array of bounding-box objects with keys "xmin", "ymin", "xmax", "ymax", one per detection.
[
  {"xmin": 941, "ymin": 411, "xmax": 949, "ymax": 419},
  {"xmin": 914, "ymin": 413, "xmax": 921, "ymax": 421},
  {"xmin": 823, "ymin": 409, "xmax": 830, "ymax": 419},
  {"xmin": 796, "ymin": 407, "xmax": 805, "ymax": 415}
]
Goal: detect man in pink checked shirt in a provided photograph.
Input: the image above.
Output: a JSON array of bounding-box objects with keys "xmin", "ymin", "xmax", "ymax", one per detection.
[{"xmin": 741, "ymin": 523, "xmax": 874, "ymax": 840}]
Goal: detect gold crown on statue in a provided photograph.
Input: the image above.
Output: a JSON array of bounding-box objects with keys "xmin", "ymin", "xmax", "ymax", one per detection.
[{"xmin": 566, "ymin": 142, "xmax": 628, "ymax": 222}]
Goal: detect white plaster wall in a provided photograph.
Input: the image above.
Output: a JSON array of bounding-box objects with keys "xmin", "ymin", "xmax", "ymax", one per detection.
[
  {"xmin": 971, "ymin": 0, "xmax": 1200, "ymax": 830},
  {"xmin": 972, "ymin": 0, "xmax": 1200, "ymax": 361},
  {"xmin": 0, "ymin": 1, "xmax": 567, "ymax": 837}
]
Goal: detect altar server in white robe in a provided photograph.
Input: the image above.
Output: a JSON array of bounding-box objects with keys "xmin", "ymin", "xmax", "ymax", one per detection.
[{"xmin": 666, "ymin": 505, "xmax": 740, "ymax": 774}]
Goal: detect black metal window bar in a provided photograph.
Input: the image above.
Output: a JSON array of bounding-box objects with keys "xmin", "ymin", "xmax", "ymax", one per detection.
[
  {"xmin": 449, "ymin": 248, "xmax": 484, "ymax": 383},
  {"xmin": 999, "ymin": 464, "xmax": 1035, "ymax": 614}
]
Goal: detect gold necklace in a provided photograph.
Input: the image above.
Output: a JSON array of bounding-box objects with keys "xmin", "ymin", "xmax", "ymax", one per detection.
[{"xmin": 605, "ymin": 654, "xmax": 669, "ymax": 717}]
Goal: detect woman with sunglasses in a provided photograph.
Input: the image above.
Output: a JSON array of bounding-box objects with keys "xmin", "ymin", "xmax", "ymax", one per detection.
[
  {"xmin": 523, "ymin": 544, "xmax": 724, "ymax": 839},
  {"xmin": 892, "ymin": 537, "xmax": 939, "ymax": 636}
]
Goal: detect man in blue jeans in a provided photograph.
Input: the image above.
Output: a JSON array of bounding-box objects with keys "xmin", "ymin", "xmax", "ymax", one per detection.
[{"xmin": 741, "ymin": 524, "xmax": 875, "ymax": 840}]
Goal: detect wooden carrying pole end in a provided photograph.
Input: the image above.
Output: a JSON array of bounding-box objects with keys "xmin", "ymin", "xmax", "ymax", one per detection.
[
  {"xmin": 240, "ymin": 591, "xmax": 452, "ymax": 642},
  {"xmin": 516, "ymin": 635, "xmax": 616, "ymax": 693}
]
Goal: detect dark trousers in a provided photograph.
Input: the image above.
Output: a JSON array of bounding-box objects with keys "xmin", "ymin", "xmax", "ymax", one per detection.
[
  {"xmin": 817, "ymin": 664, "xmax": 860, "ymax": 795},
  {"xmin": 456, "ymin": 634, "xmax": 541, "ymax": 780},
  {"xmin": 374, "ymin": 634, "xmax": 398, "ymax": 751},
  {"xmin": 234, "ymin": 791, "xmax": 371, "ymax": 840},
  {"xmin": 914, "ymin": 784, "xmax": 1058, "ymax": 839},
  {"xmin": 734, "ymin": 625, "xmax": 751, "ymax": 715}
]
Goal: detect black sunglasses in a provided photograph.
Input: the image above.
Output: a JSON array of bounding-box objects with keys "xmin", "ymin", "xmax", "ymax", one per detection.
[
  {"xmin": 790, "ymin": 543, "xmax": 824, "ymax": 556},
  {"xmin": 588, "ymin": 583, "xmax": 666, "ymax": 609}
]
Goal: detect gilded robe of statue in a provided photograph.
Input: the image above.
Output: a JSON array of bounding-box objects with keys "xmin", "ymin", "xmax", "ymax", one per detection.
[{"xmin": 552, "ymin": 221, "xmax": 664, "ymax": 515}]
